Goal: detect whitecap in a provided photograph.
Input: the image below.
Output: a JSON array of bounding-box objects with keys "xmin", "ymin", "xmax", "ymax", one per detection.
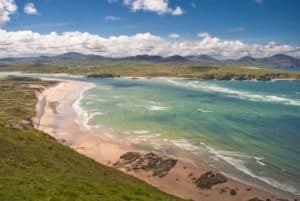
[
  {"xmin": 72, "ymin": 89, "xmax": 104, "ymax": 130},
  {"xmin": 171, "ymin": 139, "xmax": 200, "ymax": 152},
  {"xmin": 206, "ymin": 147, "xmax": 299, "ymax": 195},
  {"xmin": 133, "ymin": 130, "xmax": 150, "ymax": 134},
  {"xmin": 147, "ymin": 105, "xmax": 168, "ymax": 111},
  {"xmin": 197, "ymin": 108, "xmax": 213, "ymax": 113},
  {"xmin": 168, "ymin": 80, "xmax": 300, "ymax": 106}
]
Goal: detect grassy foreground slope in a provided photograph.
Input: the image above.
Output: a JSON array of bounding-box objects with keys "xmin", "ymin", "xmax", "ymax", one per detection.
[
  {"xmin": 1, "ymin": 62, "xmax": 300, "ymax": 80},
  {"xmin": 0, "ymin": 76, "xmax": 184, "ymax": 201}
]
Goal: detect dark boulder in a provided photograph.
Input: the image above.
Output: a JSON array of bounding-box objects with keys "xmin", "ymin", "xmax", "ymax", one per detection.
[{"xmin": 195, "ymin": 171, "xmax": 227, "ymax": 189}]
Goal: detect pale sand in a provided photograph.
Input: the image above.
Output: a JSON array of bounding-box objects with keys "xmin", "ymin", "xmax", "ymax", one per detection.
[{"xmin": 35, "ymin": 79, "xmax": 299, "ymax": 201}]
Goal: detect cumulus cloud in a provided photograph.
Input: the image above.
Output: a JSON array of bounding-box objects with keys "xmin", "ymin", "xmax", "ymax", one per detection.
[
  {"xmin": 169, "ymin": 33, "xmax": 180, "ymax": 39},
  {"xmin": 123, "ymin": 0, "xmax": 184, "ymax": 15},
  {"xmin": 0, "ymin": 0, "xmax": 17, "ymax": 28},
  {"xmin": 105, "ymin": 15, "xmax": 121, "ymax": 21},
  {"xmin": 171, "ymin": 6, "xmax": 183, "ymax": 16},
  {"xmin": 0, "ymin": 30, "xmax": 299, "ymax": 59},
  {"xmin": 24, "ymin": 2, "xmax": 37, "ymax": 15},
  {"xmin": 197, "ymin": 32, "xmax": 211, "ymax": 38}
]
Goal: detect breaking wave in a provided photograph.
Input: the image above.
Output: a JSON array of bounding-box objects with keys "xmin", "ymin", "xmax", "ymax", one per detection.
[{"xmin": 168, "ymin": 80, "xmax": 300, "ymax": 106}]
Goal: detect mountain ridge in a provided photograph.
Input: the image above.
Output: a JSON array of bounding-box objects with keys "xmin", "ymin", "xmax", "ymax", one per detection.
[{"xmin": 1, "ymin": 52, "xmax": 300, "ymax": 68}]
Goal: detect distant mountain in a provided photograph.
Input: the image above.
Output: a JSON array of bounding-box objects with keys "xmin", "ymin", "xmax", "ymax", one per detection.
[
  {"xmin": 237, "ymin": 56, "xmax": 256, "ymax": 62},
  {"xmin": 0, "ymin": 52, "xmax": 104, "ymax": 64},
  {"xmin": 119, "ymin": 55, "xmax": 163, "ymax": 62},
  {"xmin": 227, "ymin": 54, "xmax": 300, "ymax": 68},
  {"xmin": 186, "ymin": 55, "xmax": 220, "ymax": 65},
  {"xmin": 162, "ymin": 55, "xmax": 188, "ymax": 62},
  {"xmin": 51, "ymin": 52, "xmax": 105, "ymax": 61},
  {"xmin": 0, "ymin": 52, "xmax": 300, "ymax": 68},
  {"xmin": 262, "ymin": 54, "xmax": 300, "ymax": 67}
]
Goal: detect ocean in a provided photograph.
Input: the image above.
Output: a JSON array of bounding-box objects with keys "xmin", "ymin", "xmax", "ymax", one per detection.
[
  {"xmin": 1, "ymin": 72, "xmax": 299, "ymax": 195},
  {"xmin": 74, "ymin": 77, "xmax": 300, "ymax": 195}
]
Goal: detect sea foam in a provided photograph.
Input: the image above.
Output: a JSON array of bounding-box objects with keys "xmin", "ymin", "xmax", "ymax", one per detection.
[
  {"xmin": 206, "ymin": 147, "xmax": 299, "ymax": 195},
  {"xmin": 168, "ymin": 80, "xmax": 300, "ymax": 106},
  {"xmin": 147, "ymin": 105, "xmax": 168, "ymax": 111},
  {"xmin": 72, "ymin": 86, "xmax": 104, "ymax": 130}
]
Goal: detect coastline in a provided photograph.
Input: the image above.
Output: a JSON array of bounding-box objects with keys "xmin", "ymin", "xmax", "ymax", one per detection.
[{"xmin": 34, "ymin": 78, "xmax": 299, "ymax": 201}]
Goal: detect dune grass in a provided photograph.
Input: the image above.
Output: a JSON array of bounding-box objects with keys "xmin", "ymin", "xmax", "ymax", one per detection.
[{"xmin": 0, "ymin": 76, "xmax": 184, "ymax": 201}]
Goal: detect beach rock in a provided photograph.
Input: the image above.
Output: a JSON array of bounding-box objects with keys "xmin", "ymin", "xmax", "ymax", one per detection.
[
  {"xmin": 194, "ymin": 171, "xmax": 227, "ymax": 189},
  {"xmin": 248, "ymin": 198, "xmax": 263, "ymax": 201},
  {"xmin": 230, "ymin": 189, "xmax": 237, "ymax": 196},
  {"xmin": 142, "ymin": 152, "xmax": 161, "ymax": 169},
  {"xmin": 120, "ymin": 152, "xmax": 141, "ymax": 163},
  {"xmin": 152, "ymin": 159, "xmax": 177, "ymax": 177},
  {"xmin": 158, "ymin": 171, "xmax": 168, "ymax": 178},
  {"xmin": 114, "ymin": 152, "xmax": 177, "ymax": 178},
  {"xmin": 113, "ymin": 152, "xmax": 141, "ymax": 167}
]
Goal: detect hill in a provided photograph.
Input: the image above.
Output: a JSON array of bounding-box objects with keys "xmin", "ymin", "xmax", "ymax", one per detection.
[{"xmin": 0, "ymin": 76, "xmax": 183, "ymax": 201}]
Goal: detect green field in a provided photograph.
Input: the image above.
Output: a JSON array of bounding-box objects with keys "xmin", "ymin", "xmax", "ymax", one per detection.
[
  {"xmin": 0, "ymin": 76, "xmax": 184, "ymax": 201},
  {"xmin": 1, "ymin": 61, "xmax": 300, "ymax": 81}
]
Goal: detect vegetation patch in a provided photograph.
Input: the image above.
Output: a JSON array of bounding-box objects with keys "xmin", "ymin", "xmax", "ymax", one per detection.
[{"xmin": 0, "ymin": 76, "xmax": 184, "ymax": 201}]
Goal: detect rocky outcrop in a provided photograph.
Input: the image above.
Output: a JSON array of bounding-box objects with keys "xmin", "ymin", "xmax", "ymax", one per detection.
[
  {"xmin": 194, "ymin": 171, "xmax": 227, "ymax": 189},
  {"xmin": 114, "ymin": 152, "xmax": 177, "ymax": 178}
]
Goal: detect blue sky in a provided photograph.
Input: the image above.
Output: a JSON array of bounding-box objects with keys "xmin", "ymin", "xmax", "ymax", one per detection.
[
  {"xmin": 0, "ymin": 0, "xmax": 300, "ymax": 58},
  {"xmin": 5, "ymin": 0, "xmax": 300, "ymax": 45}
]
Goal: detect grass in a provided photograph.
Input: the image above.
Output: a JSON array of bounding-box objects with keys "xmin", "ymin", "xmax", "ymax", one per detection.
[
  {"xmin": 0, "ymin": 76, "xmax": 184, "ymax": 201},
  {"xmin": 1, "ymin": 61, "xmax": 300, "ymax": 80}
]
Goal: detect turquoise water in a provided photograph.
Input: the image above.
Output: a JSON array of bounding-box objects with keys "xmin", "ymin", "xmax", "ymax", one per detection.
[
  {"xmin": 1, "ymin": 72, "xmax": 299, "ymax": 195},
  {"xmin": 75, "ymin": 78, "xmax": 300, "ymax": 195}
]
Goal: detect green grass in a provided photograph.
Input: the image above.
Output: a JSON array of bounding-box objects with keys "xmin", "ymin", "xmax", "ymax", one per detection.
[
  {"xmin": 1, "ymin": 61, "xmax": 300, "ymax": 80},
  {"xmin": 0, "ymin": 76, "xmax": 184, "ymax": 201}
]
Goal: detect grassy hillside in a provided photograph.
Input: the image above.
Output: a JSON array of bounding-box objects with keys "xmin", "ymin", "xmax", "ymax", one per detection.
[
  {"xmin": 1, "ymin": 61, "xmax": 300, "ymax": 80},
  {"xmin": 0, "ymin": 76, "xmax": 184, "ymax": 201}
]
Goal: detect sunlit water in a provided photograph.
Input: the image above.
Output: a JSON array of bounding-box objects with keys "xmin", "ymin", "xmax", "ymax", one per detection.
[
  {"xmin": 1, "ymin": 72, "xmax": 299, "ymax": 195},
  {"xmin": 75, "ymin": 78, "xmax": 300, "ymax": 195}
]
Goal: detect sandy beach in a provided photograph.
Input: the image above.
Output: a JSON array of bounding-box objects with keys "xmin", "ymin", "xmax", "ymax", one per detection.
[{"xmin": 34, "ymin": 79, "xmax": 299, "ymax": 201}]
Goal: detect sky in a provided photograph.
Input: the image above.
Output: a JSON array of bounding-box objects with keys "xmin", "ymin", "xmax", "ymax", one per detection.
[{"xmin": 0, "ymin": 0, "xmax": 300, "ymax": 58}]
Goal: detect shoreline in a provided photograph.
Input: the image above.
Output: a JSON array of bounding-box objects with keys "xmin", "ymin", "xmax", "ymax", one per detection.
[{"xmin": 34, "ymin": 78, "xmax": 299, "ymax": 201}]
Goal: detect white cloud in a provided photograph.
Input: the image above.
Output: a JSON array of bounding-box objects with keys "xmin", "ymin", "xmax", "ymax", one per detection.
[
  {"xmin": 0, "ymin": 0, "xmax": 17, "ymax": 28},
  {"xmin": 123, "ymin": 0, "xmax": 184, "ymax": 15},
  {"xmin": 171, "ymin": 6, "xmax": 183, "ymax": 16},
  {"xmin": 24, "ymin": 2, "xmax": 37, "ymax": 15},
  {"xmin": 105, "ymin": 15, "xmax": 121, "ymax": 21},
  {"xmin": 169, "ymin": 33, "xmax": 180, "ymax": 39},
  {"xmin": 0, "ymin": 30, "xmax": 299, "ymax": 59},
  {"xmin": 197, "ymin": 32, "xmax": 211, "ymax": 38}
]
